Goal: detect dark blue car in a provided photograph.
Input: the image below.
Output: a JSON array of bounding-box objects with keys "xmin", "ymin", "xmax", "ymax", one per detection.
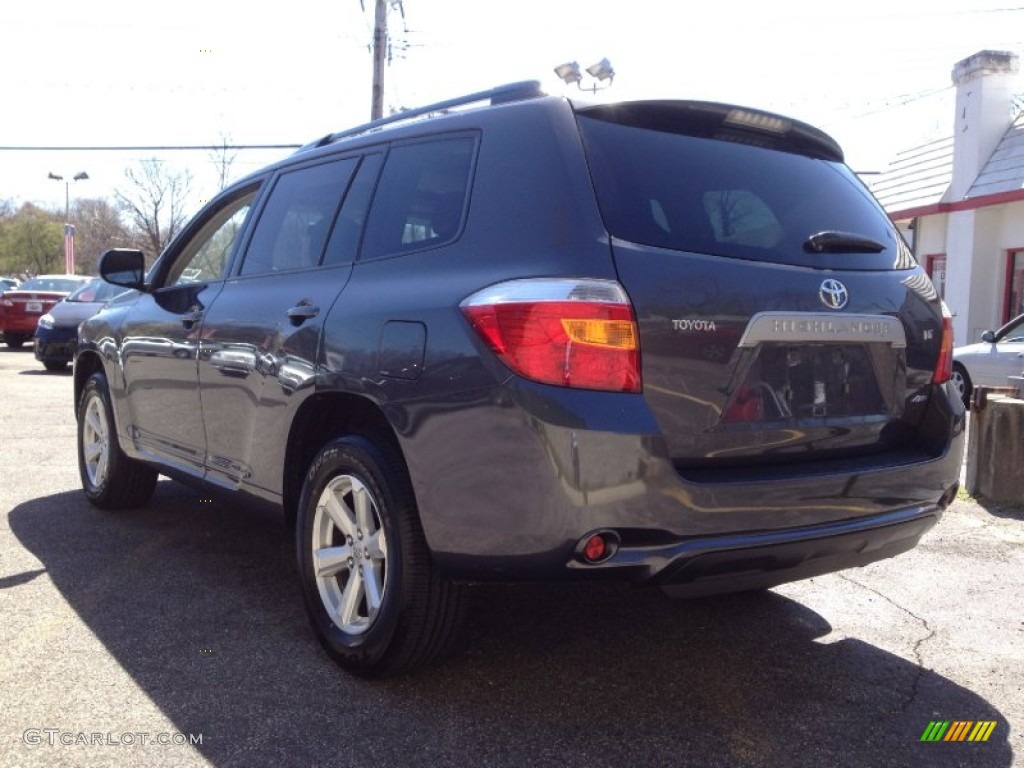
[
  {"xmin": 74, "ymin": 83, "xmax": 965, "ymax": 677},
  {"xmin": 35, "ymin": 278, "xmax": 129, "ymax": 371}
]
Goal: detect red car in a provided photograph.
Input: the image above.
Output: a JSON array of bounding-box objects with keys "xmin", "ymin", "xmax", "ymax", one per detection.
[{"xmin": 0, "ymin": 275, "xmax": 90, "ymax": 349}]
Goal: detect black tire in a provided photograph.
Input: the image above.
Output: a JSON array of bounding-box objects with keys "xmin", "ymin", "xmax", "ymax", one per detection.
[
  {"xmin": 5, "ymin": 334, "xmax": 27, "ymax": 349},
  {"xmin": 951, "ymin": 363, "xmax": 972, "ymax": 409},
  {"xmin": 296, "ymin": 435, "xmax": 464, "ymax": 677},
  {"xmin": 43, "ymin": 360, "xmax": 67, "ymax": 372},
  {"xmin": 77, "ymin": 371, "xmax": 157, "ymax": 509}
]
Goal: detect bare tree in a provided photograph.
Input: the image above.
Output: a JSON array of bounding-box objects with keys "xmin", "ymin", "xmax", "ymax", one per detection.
[
  {"xmin": 71, "ymin": 198, "xmax": 135, "ymax": 275},
  {"xmin": 209, "ymin": 132, "xmax": 239, "ymax": 192},
  {"xmin": 115, "ymin": 159, "xmax": 193, "ymax": 258}
]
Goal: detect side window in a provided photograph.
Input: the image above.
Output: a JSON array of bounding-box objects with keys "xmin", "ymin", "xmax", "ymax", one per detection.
[
  {"xmin": 361, "ymin": 136, "xmax": 475, "ymax": 261},
  {"xmin": 167, "ymin": 192, "xmax": 256, "ymax": 286},
  {"xmin": 240, "ymin": 158, "xmax": 358, "ymax": 276},
  {"xmin": 322, "ymin": 154, "xmax": 383, "ymax": 266}
]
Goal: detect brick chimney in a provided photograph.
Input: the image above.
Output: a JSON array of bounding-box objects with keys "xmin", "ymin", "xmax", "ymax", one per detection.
[{"xmin": 948, "ymin": 50, "xmax": 1019, "ymax": 200}]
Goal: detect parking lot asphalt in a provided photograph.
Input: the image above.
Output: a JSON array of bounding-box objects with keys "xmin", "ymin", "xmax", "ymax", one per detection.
[{"xmin": 1, "ymin": 345, "xmax": 1022, "ymax": 768}]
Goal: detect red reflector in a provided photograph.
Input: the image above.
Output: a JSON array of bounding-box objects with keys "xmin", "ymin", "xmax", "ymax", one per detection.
[
  {"xmin": 933, "ymin": 315, "xmax": 954, "ymax": 385},
  {"xmin": 583, "ymin": 534, "xmax": 607, "ymax": 563},
  {"xmin": 462, "ymin": 299, "xmax": 641, "ymax": 393}
]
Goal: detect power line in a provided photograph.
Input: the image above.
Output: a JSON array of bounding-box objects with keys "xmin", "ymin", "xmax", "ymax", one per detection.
[
  {"xmin": 817, "ymin": 85, "xmax": 954, "ymax": 127},
  {"xmin": 0, "ymin": 144, "xmax": 301, "ymax": 152}
]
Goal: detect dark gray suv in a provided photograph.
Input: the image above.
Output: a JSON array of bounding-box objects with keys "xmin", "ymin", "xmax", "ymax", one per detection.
[{"xmin": 75, "ymin": 82, "xmax": 965, "ymax": 676}]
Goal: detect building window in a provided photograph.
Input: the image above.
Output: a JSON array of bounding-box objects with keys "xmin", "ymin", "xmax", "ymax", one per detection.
[
  {"xmin": 926, "ymin": 254, "xmax": 947, "ymax": 300},
  {"xmin": 1005, "ymin": 249, "xmax": 1024, "ymax": 322}
]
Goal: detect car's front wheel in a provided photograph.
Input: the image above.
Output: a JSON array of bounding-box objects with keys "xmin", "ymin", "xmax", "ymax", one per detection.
[
  {"xmin": 296, "ymin": 435, "xmax": 463, "ymax": 677},
  {"xmin": 4, "ymin": 334, "xmax": 27, "ymax": 349},
  {"xmin": 77, "ymin": 371, "xmax": 157, "ymax": 509},
  {"xmin": 951, "ymin": 362, "xmax": 972, "ymax": 409}
]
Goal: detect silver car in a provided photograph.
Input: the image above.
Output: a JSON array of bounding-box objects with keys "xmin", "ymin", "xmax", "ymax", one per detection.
[{"xmin": 952, "ymin": 312, "xmax": 1024, "ymax": 406}]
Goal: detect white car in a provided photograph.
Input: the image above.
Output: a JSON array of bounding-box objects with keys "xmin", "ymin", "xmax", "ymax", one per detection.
[{"xmin": 952, "ymin": 312, "xmax": 1024, "ymax": 406}]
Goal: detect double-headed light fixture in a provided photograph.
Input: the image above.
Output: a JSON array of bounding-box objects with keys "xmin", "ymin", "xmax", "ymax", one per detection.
[
  {"xmin": 47, "ymin": 171, "xmax": 90, "ymax": 222},
  {"xmin": 554, "ymin": 58, "xmax": 615, "ymax": 92},
  {"xmin": 47, "ymin": 171, "xmax": 89, "ymax": 274}
]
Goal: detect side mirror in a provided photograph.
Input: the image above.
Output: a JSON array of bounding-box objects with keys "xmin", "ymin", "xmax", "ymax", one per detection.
[
  {"xmin": 981, "ymin": 330, "xmax": 996, "ymax": 344},
  {"xmin": 99, "ymin": 248, "xmax": 147, "ymax": 291}
]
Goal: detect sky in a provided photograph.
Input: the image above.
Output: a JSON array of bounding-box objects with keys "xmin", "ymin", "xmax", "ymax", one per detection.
[{"xmin": 2, "ymin": 0, "xmax": 1023, "ymax": 218}]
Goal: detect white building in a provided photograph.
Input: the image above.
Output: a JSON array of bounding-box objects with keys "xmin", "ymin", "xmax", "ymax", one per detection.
[{"xmin": 872, "ymin": 50, "xmax": 1024, "ymax": 344}]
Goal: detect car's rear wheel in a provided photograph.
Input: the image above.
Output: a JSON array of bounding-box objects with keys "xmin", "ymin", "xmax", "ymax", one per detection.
[
  {"xmin": 43, "ymin": 360, "xmax": 66, "ymax": 372},
  {"xmin": 4, "ymin": 334, "xmax": 27, "ymax": 349},
  {"xmin": 296, "ymin": 435, "xmax": 463, "ymax": 677},
  {"xmin": 951, "ymin": 363, "xmax": 972, "ymax": 409},
  {"xmin": 77, "ymin": 371, "xmax": 157, "ymax": 509}
]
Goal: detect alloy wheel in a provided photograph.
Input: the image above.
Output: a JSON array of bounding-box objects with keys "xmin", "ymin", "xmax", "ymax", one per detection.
[
  {"xmin": 81, "ymin": 394, "xmax": 110, "ymax": 488},
  {"xmin": 311, "ymin": 474, "xmax": 388, "ymax": 635}
]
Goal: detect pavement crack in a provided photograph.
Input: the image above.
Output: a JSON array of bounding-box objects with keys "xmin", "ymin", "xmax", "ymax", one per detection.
[{"xmin": 839, "ymin": 573, "xmax": 935, "ymax": 713}]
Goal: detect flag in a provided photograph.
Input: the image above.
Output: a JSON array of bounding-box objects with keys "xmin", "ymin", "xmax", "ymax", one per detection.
[{"xmin": 64, "ymin": 223, "xmax": 75, "ymax": 274}]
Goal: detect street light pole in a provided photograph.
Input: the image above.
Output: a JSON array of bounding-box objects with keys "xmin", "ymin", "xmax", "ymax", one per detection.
[{"xmin": 47, "ymin": 171, "xmax": 89, "ymax": 274}]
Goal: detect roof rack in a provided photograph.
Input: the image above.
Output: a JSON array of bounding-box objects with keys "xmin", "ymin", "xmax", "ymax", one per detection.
[{"xmin": 298, "ymin": 80, "xmax": 544, "ymax": 153}]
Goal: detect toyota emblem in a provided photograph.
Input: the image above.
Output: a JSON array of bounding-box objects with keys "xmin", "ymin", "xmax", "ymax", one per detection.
[{"xmin": 819, "ymin": 279, "xmax": 849, "ymax": 310}]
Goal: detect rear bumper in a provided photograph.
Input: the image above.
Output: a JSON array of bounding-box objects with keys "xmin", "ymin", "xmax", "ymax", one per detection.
[
  {"xmin": 400, "ymin": 378, "xmax": 965, "ymax": 588},
  {"xmin": 580, "ymin": 504, "xmax": 942, "ymax": 597},
  {"xmin": 1, "ymin": 317, "xmax": 43, "ymax": 336}
]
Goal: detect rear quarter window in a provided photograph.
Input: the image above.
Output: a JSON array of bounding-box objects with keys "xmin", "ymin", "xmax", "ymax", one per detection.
[{"xmin": 360, "ymin": 136, "xmax": 476, "ymax": 261}]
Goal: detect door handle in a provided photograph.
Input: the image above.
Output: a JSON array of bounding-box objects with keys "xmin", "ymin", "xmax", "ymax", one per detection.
[{"xmin": 286, "ymin": 302, "xmax": 320, "ymax": 326}]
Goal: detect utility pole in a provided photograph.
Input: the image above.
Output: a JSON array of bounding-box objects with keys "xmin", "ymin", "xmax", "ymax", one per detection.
[{"xmin": 371, "ymin": 0, "xmax": 387, "ymax": 120}]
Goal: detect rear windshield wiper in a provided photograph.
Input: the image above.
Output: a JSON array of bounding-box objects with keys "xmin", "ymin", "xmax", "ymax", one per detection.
[{"xmin": 803, "ymin": 230, "xmax": 886, "ymax": 254}]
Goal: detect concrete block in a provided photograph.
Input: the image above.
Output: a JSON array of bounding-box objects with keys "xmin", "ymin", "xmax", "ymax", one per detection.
[{"xmin": 966, "ymin": 388, "xmax": 1024, "ymax": 504}]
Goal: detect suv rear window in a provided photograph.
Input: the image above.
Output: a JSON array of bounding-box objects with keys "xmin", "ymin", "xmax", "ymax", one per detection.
[{"xmin": 578, "ymin": 107, "xmax": 911, "ymax": 271}]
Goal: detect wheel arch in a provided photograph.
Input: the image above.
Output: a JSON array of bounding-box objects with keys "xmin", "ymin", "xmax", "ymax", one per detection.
[
  {"xmin": 74, "ymin": 350, "xmax": 105, "ymax": 417},
  {"xmin": 283, "ymin": 392, "xmax": 406, "ymax": 529}
]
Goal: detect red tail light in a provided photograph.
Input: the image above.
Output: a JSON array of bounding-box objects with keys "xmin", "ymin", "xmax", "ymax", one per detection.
[
  {"xmin": 933, "ymin": 304, "xmax": 954, "ymax": 385},
  {"xmin": 461, "ymin": 278, "xmax": 641, "ymax": 393}
]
